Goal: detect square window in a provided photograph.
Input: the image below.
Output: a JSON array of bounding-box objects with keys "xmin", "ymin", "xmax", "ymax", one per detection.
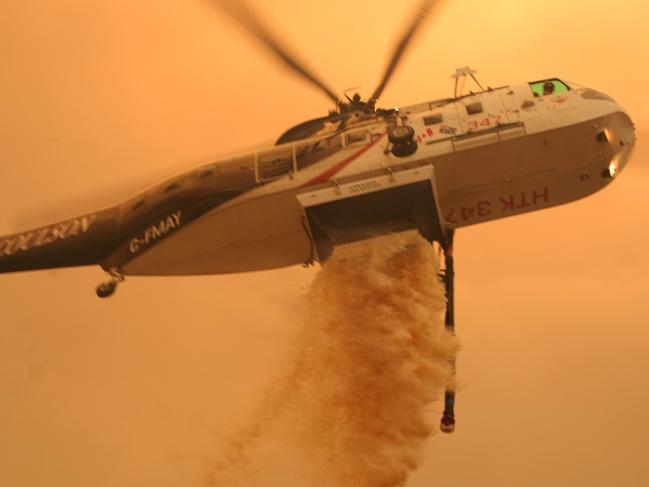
[
  {"xmin": 346, "ymin": 130, "xmax": 369, "ymax": 145},
  {"xmin": 424, "ymin": 113, "xmax": 443, "ymax": 125},
  {"xmin": 465, "ymin": 102, "xmax": 483, "ymax": 115},
  {"xmin": 259, "ymin": 149, "xmax": 293, "ymax": 180}
]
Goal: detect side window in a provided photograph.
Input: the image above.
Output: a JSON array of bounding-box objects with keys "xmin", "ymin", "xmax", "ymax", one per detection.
[
  {"xmin": 259, "ymin": 147, "xmax": 293, "ymax": 180},
  {"xmin": 329, "ymin": 134, "xmax": 343, "ymax": 150},
  {"xmin": 163, "ymin": 179, "xmax": 182, "ymax": 194},
  {"xmin": 218, "ymin": 155, "xmax": 256, "ymax": 190},
  {"xmin": 345, "ymin": 129, "xmax": 369, "ymax": 146},
  {"xmin": 424, "ymin": 113, "xmax": 443, "ymax": 125},
  {"xmin": 311, "ymin": 138, "xmax": 328, "ymax": 153},
  {"xmin": 295, "ymin": 143, "xmax": 309, "ymax": 160},
  {"xmin": 296, "ymin": 135, "xmax": 343, "ymax": 170},
  {"xmin": 465, "ymin": 102, "xmax": 483, "ymax": 115},
  {"xmin": 529, "ymin": 78, "xmax": 570, "ymax": 97},
  {"xmin": 314, "ymin": 135, "xmax": 342, "ymax": 152}
]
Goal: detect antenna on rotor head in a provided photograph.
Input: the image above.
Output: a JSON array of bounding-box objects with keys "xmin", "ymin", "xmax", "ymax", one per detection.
[{"xmin": 452, "ymin": 66, "xmax": 484, "ymax": 98}]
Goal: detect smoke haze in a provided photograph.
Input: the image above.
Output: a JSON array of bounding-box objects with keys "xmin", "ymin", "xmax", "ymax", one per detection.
[{"xmin": 209, "ymin": 232, "xmax": 458, "ymax": 486}]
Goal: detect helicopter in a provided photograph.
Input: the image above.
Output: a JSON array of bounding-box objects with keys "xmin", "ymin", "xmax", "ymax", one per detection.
[{"xmin": 0, "ymin": 0, "xmax": 636, "ymax": 433}]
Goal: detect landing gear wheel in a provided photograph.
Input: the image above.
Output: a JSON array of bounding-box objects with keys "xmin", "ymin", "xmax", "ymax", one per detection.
[
  {"xmin": 440, "ymin": 413, "xmax": 456, "ymax": 434},
  {"xmin": 388, "ymin": 124, "xmax": 417, "ymax": 157},
  {"xmin": 95, "ymin": 267, "xmax": 125, "ymax": 299},
  {"xmin": 387, "ymin": 124, "xmax": 415, "ymax": 144},
  {"xmin": 391, "ymin": 139, "xmax": 418, "ymax": 157},
  {"xmin": 96, "ymin": 281, "xmax": 117, "ymax": 298}
]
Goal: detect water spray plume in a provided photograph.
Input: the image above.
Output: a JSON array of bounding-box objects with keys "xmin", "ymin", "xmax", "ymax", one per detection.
[{"xmin": 209, "ymin": 232, "xmax": 458, "ymax": 487}]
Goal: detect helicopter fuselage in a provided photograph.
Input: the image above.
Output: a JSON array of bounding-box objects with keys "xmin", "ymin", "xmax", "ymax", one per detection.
[
  {"xmin": 113, "ymin": 79, "xmax": 635, "ymax": 275},
  {"xmin": 0, "ymin": 79, "xmax": 636, "ymax": 278}
]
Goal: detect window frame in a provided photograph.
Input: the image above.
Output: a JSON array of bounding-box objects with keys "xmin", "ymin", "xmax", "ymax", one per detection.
[
  {"xmin": 344, "ymin": 129, "xmax": 370, "ymax": 147},
  {"xmin": 465, "ymin": 102, "xmax": 484, "ymax": 115},
  {"xmin": 424, "ymin": 113, "xmax": 443, "ymax": 126},
  {"xmin": 528, "ymin": 78, "xmax": 570, "ymax": 97}
]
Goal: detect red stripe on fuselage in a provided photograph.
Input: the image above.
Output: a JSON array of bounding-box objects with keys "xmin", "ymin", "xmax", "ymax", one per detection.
[{"xmin": 302, "ymin": 133, "xmax": 386, "ymax": 186}]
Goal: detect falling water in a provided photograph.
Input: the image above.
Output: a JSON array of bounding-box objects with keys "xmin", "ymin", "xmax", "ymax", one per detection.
[{"xmin": 209, "ymin": 232, "xmax": 458, "ymax": 487}]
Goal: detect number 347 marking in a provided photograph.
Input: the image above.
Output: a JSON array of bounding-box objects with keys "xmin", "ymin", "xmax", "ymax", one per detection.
[{"xmin": 466, "ymin": 115, "xmax": 502, "ymax": 130}]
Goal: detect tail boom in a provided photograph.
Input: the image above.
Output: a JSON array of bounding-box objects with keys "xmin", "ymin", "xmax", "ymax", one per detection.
[{"xmin": 0, "ymin": 211, "xmax": 116, "ymax": 274}]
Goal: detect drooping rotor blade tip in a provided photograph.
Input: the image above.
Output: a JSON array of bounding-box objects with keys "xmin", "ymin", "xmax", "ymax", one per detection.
[
  {"xmin": 208, "ymin": 0, "xmax": 340, "ymax": 105},
  {"xmin": 369, "ymin": 0, "xmax": 444, "ymax": 104}
]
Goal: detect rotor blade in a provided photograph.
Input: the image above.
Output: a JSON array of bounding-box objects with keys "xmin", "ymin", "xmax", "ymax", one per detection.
[
  {"xmin": 209, "ymin": 0, "xmax": 339, "ymax": 105},
  {"xmin": 369, "ymin": 0, "xmax": 443, "ymax": 104}
]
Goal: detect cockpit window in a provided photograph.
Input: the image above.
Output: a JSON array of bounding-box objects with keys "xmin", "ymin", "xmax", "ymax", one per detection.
[{"xmin": 529, "ymin": 79, "xmax": 570, "ymax": 97}]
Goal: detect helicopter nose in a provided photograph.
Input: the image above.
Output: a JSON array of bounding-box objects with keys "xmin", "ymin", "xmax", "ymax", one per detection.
[{"xmin": 605, "ymin": 110, "xmax": 636, "ymax": 178}]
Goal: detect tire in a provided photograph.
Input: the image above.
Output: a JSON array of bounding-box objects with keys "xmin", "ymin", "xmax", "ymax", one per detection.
[
  {"xmin": 387, "ymin": 124, "xmax": 415, "ymax": 144},
  {"xmin": 96, "ymin": 281, "xmax": 116, "ymax": 298},
  {"xmin": 391, "ymin": 139, "xmax": 418, "ymax": 157}
]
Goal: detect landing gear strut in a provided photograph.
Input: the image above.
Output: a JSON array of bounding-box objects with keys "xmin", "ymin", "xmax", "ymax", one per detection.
[
  {"xmin": 440, "ymin": 229, "xmax": 457, "ymax": 433},
  {"xmin": 96, "ymin": 268, "xmax": 125, "ymax": 298}
]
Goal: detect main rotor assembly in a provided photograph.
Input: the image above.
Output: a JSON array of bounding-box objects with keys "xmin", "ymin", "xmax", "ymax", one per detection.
[{"xmin": 210, "ymin": 0, "xmax": 443, "ymax": 115}]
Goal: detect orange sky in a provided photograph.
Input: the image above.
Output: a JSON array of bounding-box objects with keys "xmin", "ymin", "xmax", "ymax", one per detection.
[{"xmin": 1, "ymin": 1, "xmax": 648, "ymax": 486}]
